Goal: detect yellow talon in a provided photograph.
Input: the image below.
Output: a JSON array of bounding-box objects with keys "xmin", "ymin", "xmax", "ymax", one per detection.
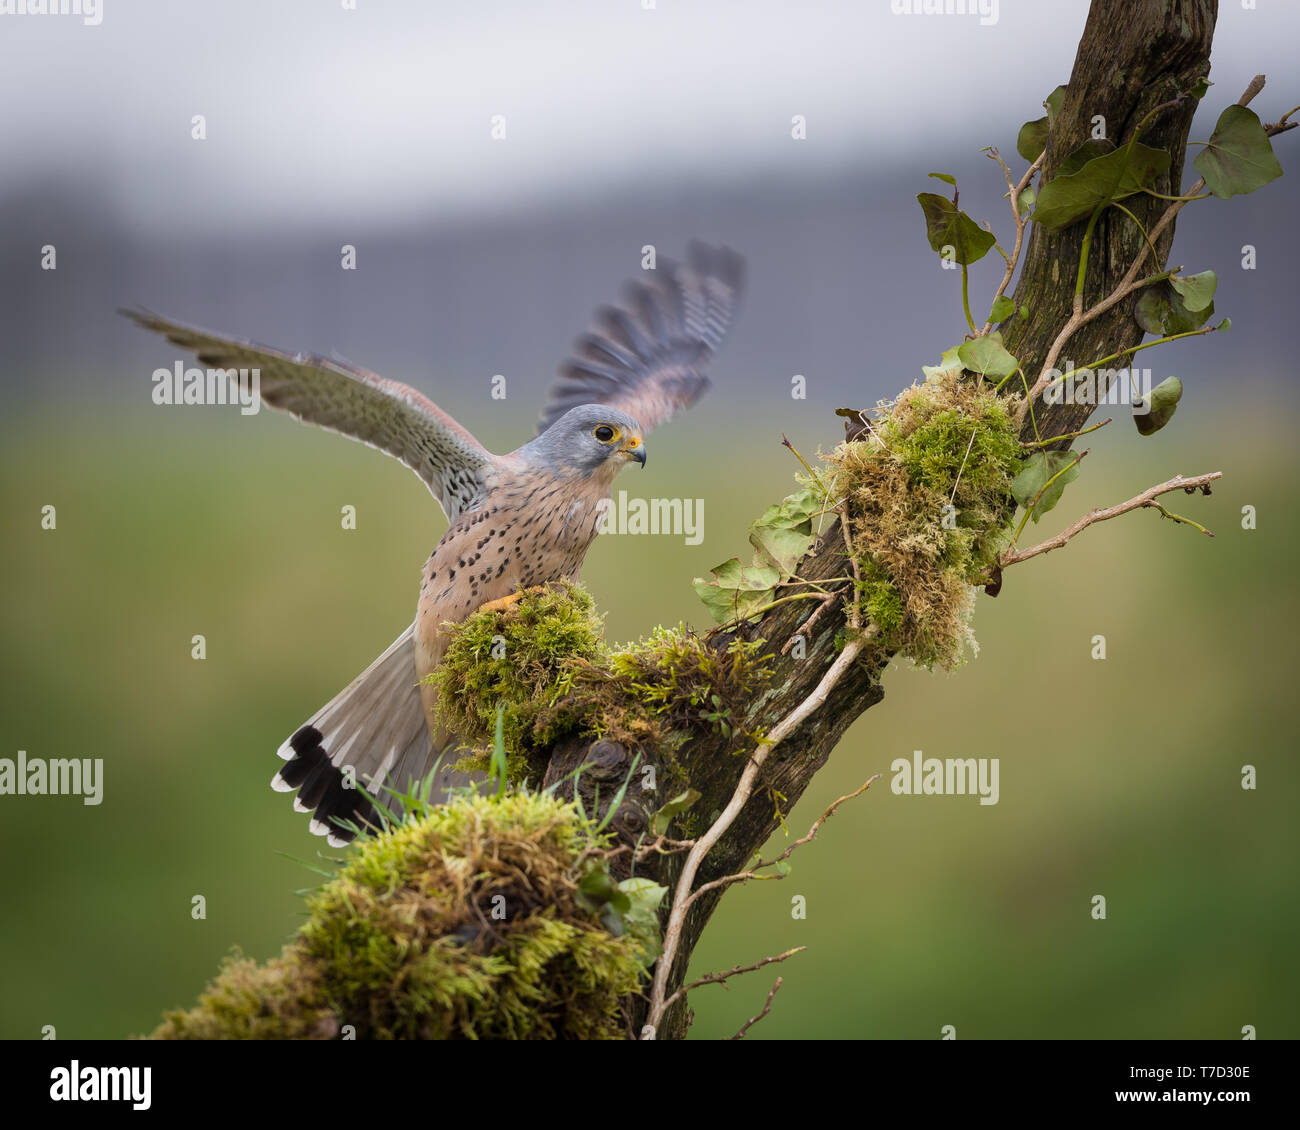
[{"xmin": 477, "ymin": 586, "xmax": 546, "ymax": 615}]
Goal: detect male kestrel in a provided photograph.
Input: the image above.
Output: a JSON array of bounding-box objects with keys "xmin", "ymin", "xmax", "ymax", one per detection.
[{"xmin": 125, "ymin": 243, "xmax": 744, "ymax": 845}]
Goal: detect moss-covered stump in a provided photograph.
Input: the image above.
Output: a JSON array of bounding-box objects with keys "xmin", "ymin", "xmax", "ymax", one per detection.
[{"xmin": 151, "ymin": 793, "xmax": 647, "ymax": 1040}]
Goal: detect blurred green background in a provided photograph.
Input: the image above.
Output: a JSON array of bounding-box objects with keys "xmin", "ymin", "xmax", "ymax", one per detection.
[{"xmin": 1, "ymin": 391, "xmax": 1295, "ymax": 1041}]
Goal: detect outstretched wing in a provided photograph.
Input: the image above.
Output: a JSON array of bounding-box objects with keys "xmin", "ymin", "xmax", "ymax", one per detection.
[
  {"xmin": 122, "ymin": 309, "xmax": 495, "ymax": 521},
  {"xmin": 537, "ymin": 241, "xmax": 745, "ymax": 436}
]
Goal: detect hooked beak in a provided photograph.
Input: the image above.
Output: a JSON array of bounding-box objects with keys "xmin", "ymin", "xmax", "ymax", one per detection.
[{"xmin": 619, "ymin": 435, "xmax": 646, "ymax": 468}]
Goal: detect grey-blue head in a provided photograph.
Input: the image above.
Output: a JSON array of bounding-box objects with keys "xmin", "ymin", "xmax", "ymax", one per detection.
[{"xmin": 521, "ymin": 404, "xmax": 647, "ymax": 477}]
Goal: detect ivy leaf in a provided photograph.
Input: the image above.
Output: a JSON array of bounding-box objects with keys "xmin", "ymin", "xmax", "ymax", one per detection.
[
  {"xmin": 751, "ymin": 524, "xmax": 814, "ymax": 576},
  {"xmin": 651, "ymin": 789, "xmax": 702, "ymax": 836},
  {"xmin": 1133, "ymin": 375, "xmax": 1183, "ymax": 436},
  {"xmin": 1055, "ymin": 138, "xmax": 1114, "ymax": 177},
  {"xmin": 750, "ymin": 487, "xmax": 819, "ymax": 573},
  {"xmin": 1135, "ymin": 281, "xmax": 1215, "ymax": 335},
  {"xmin": 922, "ymin": 344, "xmax": 966, "ymax": 382},
  {"xmin": 576, "ymin": 864, "xmax": 629, "ymax": 922},
  {"xmin": 989, "ymin": 295, "xmax": 1016, "ymax": 323},
  {"xmin": 1016, "ymin": 118, "xmax": 1048, "ymax": 163},
  {"xmin": 1169, "ymin": 270, "xmax": 1217, "ymax": 312},
  {"xmin": 916, "ymin": 193, "xmax": 996, "ymax": 265},
  {"xmin": 928, "ymin": 172, "xmax": 957, "ymax": 186},
  {"xmin": 1016, "ymin": 184, "xmax": 1037, "ymax": 214},
  {"xmin": 753, "ymin": 487, "xmax": 821, "ymax": 530},
  {"xmin": 694, "ymin": 487, "xmax": 823, "ymax": 623},
  {"xmin": 1190, "ymin": 77, "xmax": 1212, "ymax": 100},
  {"xmin": 1011, "ymin": 450, "xmax": 1080, "ymax": 522},
  {"xmin": 617, "ymin": 878, "xmax": 668, "ymax": 963},
  {"xmin": 692, "ymin": 558, "xmax": 779, "ymax": 624},
  {"xmin": 1032, "ymin": 143, "xmax": 1171, "ymax": 231},
  {"xmin": 1044, "ymin": 84, "xmax": 1067, "ymax": 124},
  {"xmin": 1193, "ymin": 105, "xmax": 1283, "ymax": 198},
  {"xmin": 958, "ymin": 332, "xmax": 1019, "ymax": 380}
]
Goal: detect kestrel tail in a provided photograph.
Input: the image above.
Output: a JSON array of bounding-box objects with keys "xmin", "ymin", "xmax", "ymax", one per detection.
[{"xmin": 123, "ymin": 242, "xmax": 745, "ymax": 845}]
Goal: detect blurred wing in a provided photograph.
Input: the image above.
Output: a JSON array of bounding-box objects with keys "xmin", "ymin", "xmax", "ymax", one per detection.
[
  {"xmin": 122, "ymin": 309, "xmax": 494, "ymax": 520},
  {"xmin": 537, "ymin": 241, "xmax": 745, "ymax": 436}
]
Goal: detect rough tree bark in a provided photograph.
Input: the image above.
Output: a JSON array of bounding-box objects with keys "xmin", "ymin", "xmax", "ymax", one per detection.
[{"xmin": 541, "ymin": 0, "xmax": 1218, "ymax": 1040}]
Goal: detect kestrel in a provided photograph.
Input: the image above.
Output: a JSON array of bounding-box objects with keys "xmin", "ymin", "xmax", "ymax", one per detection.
[{"xmin": 124, "ymin": 243, "xmax": 744, "ymax": 845}]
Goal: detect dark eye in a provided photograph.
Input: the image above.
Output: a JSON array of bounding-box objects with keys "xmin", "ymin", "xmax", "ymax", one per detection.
[{"xmin": 594, "ymin": 425, "xmax": 616, "ymax": 443}]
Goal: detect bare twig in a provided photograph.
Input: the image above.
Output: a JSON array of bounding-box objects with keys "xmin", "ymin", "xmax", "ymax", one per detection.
[
  {"xmin": 665, "ymin": 947, "xmax": 805, "ymax": 1012},
  {"xmin": 1000, "ymin": 471, "xmax": 1222, "ymax": 567},
  {"xmin": 686, "ymin": 776, "xmax": 881, "ymax": 906},
  {"xmin": 982, "ymin": 150, "xmax": 1045, "ymax": 335},
  {"xmin": 728, "ymin": 977, "xmax": 786, "ymax": 1040},
  {"xmin": 780, "ymin": 588, "xmax": 844, "ymax": 654}
]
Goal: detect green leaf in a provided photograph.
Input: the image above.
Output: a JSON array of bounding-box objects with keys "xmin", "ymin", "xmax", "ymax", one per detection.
[
  {"xmin": 958, "ymin": 332, "xmax": 1019, "ymax": 379},
  {"xmin": 1044, "ymin": 84, "xmax": 1067, "ymax": 124},
  {"xmin": 692, "ymin": 558, "xmax": 779, "ymax": 624},
  {"xmin": 1016, "ymin": 118, "xmax": 1048, "ymax": 163},
  {"xmin": 927, "ymin": 172, "xmax": 957, "ymax": 186},
  {"xmin": 617, "ymin": 878, "xmax": 668, "ymax": 962},
  {"xmin": 1217, "ymin": 317, "xmax": 1231, "ymax": 332},
  {"xmin": 1015, "ymin": 86, "xmax": 1066, "ymax": 161},
  {"xmin": 1190, "ymin": 77, "xmax": 1212, "ymax": 100},
  {"xmin": 752, "ymin": 487, "xmax": 821, "ymax": 531},
  {"xmin": 578, "ymin": 866, "xmax": 618, "ymax": 902},
  {"xmin": 774, "ymin": 859, "xmax": 792, "ymax": 877},
  {"xmin": 1032, "ymin": 142, "xmax": 1171, "ymax": 231},
  {"xmin": 694, "ymin": 486, "xmax": 823, "ymax": 623},
  {"xmin": 750, "ymin": 524, "xmax": 813, "ymax": 576},
  {"xmin": 1135, "ymin": 281, "xmax": 1215, "ymax": 335},
  {"xmin": 749, "ymin": 487, "xmax": 819, "ymax": 575},
  {"xmin": 1056, "ymin": 138, "xmax": 1114, "ymax": 177},
  {"xmin": 916, "ymin": 193, "xmax": 997, "ymax": 265},
  {"xmin": 651, "ymin": 788, "xmax": 702, "ymax": 836},
  {"xmin": 1193, "ymin": 105, "xmax": 1283, "ymax": 198},
  {"xmin": 1016, "ymin": 184, "xmax": 1036, "ymax": 214},
  {"xmin": 1169, "ymin": 269, "xmax": 1217, "ymax": 312},
  {"xmin": 1133, "ymin": 375, "xmax": 1183, "ymax": 436},
  {"xmin": 989, "ymin": 295, "xmax": 1016, "ymax": 323},
  {"xmin": 921, "ymin": 344, "xmax": 965, "ymax": 382},
  {"xmin": 1011, "ymin": 450, "xmax": 1080, "ymax": 522}
]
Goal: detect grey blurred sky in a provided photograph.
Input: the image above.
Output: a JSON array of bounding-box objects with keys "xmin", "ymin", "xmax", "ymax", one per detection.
[
  {"xmin": 3, "ymin": 0, "xmax": 1298, "ymax": 231},
  {"xmin": 2, "ymin": 0, "xmax": 1297, "ymax": 432}
]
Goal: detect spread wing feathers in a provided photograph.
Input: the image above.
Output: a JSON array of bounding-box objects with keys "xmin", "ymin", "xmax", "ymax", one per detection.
[
  {"xmin": 537, "ymin": 241, "xmax": 745, "ymax": 436},
  {"xmin": 121, "ymin": 308, "xmax": 495, "ymax": 521}
]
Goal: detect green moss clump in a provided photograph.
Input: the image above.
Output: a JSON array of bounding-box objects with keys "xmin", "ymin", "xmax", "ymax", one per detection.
[
  {"xmin": 426, "ymin": 584, "xmax": 605, "ymax": 780},
  {"xmin": 825, "ymin": 377, "xmax": 1022, "ymax": 669},
  {"xmin": 152, "ymin": 792, "xmax": 646, "ymax": 1040},
  {"xmin": 428, "ymin": 584, "xmax": 772, "ymax": 781}
]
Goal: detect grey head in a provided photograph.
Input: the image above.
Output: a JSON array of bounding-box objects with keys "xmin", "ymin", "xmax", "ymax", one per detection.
[{"xmin": 519, "ymin": 404, "xmax": 647, "ymax": 477}]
